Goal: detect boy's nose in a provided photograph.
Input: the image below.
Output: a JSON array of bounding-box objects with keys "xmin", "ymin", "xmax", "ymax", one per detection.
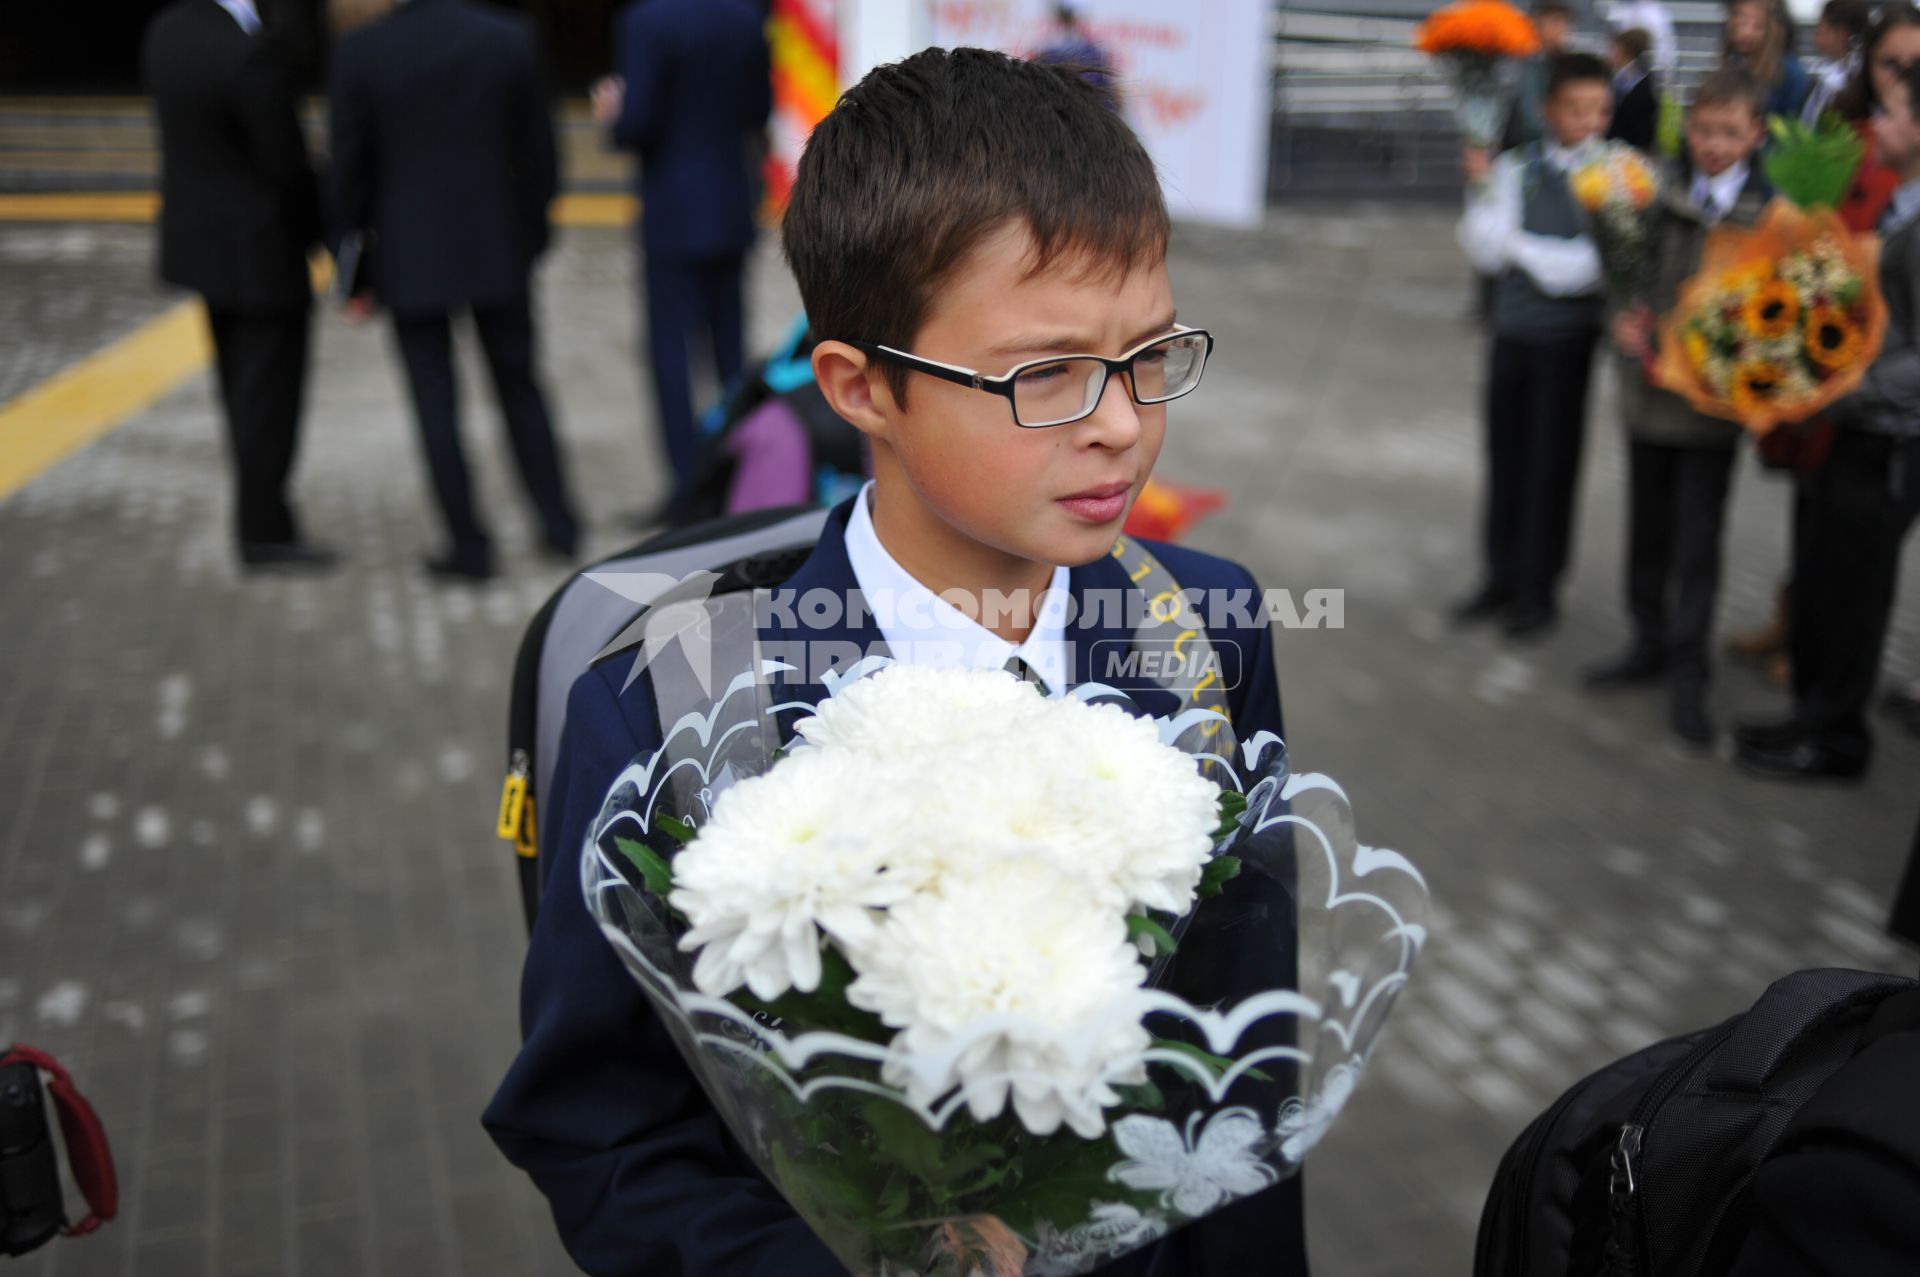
[{"xmin": 1075, "ymin": 370, "xmax": 1144, "ymax": 449}]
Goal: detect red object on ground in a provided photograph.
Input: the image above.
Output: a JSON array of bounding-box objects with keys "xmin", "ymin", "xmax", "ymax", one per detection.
[
  {"xmin": 1123, "ymin": 479, "xmax": 1230, "ymax": 542},
  {"xmin": 1, "ymin": 1044, "xmax": 118, "ymax": 1235}
]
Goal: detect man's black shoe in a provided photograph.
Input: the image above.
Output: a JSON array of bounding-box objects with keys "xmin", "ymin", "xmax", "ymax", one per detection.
[
  {"xmin": 1583, "ymin": 645, "xmax": 1666, "ymax": 689},
  {"xmin": 1451, "ymin": 585, "xmax": 1514, "ymax": 625},
  {"xmin": 1670, "ymin": 682, "xmax": 1713, "ymax": 749},
  {"xmin": 1735, "ymin": 735, "xmax": 1868, "ymax": 782},
  {"xmin": 239, "ymin": 540, "xmax": 337, "ymax": 572},
  {"xmin": 1734, "ymin": 715, "xmax": 1802, "ymax": 749},
  {"xmin": 425, "ymin": 552, "xmax": 495, "ymax": 583},
  {"xmin": 1502, "ymin": 602, "xmax": 1557, "ymax": 640}
]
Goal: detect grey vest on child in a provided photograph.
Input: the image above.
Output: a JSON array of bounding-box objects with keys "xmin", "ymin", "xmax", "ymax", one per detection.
[{"xmin": 1492, "ymin": 148, "xmax": 1605, "ymax": 342}]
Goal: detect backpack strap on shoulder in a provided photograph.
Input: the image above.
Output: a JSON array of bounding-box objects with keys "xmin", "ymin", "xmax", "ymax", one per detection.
[{"xmin": 1107, "ymin": 536, "xmax": 1231, "ymax": 731}]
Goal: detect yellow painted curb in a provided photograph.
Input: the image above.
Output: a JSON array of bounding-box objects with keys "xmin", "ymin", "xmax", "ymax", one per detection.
[
  {"xmin": 0, "ymin": 299, "xmax": 209, "ymax": 503},
  {"xmin": 0, "ymin": 192, "xmax": 160, "ymax": 222}
]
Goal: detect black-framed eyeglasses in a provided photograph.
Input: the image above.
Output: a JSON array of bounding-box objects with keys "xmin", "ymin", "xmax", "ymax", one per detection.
[{"xmin": 844, "ymin": 326, "xmax": 1214, "ymax": 428}]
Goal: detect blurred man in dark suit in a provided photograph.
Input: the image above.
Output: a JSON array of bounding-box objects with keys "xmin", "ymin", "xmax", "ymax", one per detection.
[
  {"xmin": 144, "ymin": 0, "xmax": 330, "ymax": 571},
  {"xmin": 1608, "ymin": 27, "xmax": 1662, "ymax": 151},
  {"xmin": 329, "ymin": 0, "xmax": 580, "ymax": 582},
  {"xmin": 592, "ymin": 0, "xmax": 771, "ymax": 520}
]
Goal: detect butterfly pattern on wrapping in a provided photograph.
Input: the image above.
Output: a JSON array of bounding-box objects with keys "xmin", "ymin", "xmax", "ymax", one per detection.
[
  {"xmin": 1026, "ymin": 1202, "xmax": 1169, "ymax": 1276},
  {"xmin": 1107, "ymin": 1107, "xmax": 1278, "ymax": 1217}
]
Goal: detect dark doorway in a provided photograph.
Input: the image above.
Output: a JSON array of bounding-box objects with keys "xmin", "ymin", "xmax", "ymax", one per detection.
[{"xmin": 0, "ymin": 0, "xmax": 626, "ymax": 93}]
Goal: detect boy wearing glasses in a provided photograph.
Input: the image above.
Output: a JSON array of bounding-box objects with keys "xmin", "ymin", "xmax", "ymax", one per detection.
[{"xmin": 486, "ymin": 47, "xmax": 1299, "ymax": 1276}]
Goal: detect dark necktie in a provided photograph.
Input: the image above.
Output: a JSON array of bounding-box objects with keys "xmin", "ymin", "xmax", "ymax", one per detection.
[{"xmin": 1005, "ymin": 654, "xmax": 1051, "ymax": 696}]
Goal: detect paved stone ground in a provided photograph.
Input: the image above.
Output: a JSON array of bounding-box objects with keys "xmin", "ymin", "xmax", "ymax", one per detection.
[{"xmin": 1, "ymin": 209, "xmax": 1915, "ymax": 1277}]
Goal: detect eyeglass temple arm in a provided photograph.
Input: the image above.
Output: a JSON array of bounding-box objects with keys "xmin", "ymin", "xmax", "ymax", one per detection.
[{"xmin": 845, "ymin": 339, "xmax": 996, "ymax": 393}]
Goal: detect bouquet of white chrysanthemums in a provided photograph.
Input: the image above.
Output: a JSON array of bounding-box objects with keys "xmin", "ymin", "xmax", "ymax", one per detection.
[{"xmin": 583, "ymin": 661, "xmax": 1425, "ymax": 1277}]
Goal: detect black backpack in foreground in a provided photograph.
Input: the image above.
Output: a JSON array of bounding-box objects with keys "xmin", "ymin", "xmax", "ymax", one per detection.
[{"xmin": 1475, "ymin": 967, "xmax": 1920, "ymax": 1277}]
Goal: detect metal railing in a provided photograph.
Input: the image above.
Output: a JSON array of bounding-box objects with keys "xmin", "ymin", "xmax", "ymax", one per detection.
[{"xmin": 1267, "ymin": 1, "xmax": 1801, "ymax": 196}]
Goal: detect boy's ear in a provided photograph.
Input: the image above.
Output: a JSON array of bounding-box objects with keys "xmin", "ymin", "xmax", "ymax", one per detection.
[{"xmin": 812, "ymin": 340, "xmax": 895, "ymax": 440}]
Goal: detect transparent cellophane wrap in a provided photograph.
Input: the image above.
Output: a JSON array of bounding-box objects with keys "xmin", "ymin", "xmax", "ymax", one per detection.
[
  {"xmin": 579, "ymin": 601, "xmax": 1429, "ymax": 1276},
  {"xmin": 1652, "ymin": 201, "xmax": 1887, "ymax": 436}
]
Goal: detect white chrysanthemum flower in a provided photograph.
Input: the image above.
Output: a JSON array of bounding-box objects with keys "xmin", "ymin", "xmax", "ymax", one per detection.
[
  {"xmin": 795, "ymin": 662, "xmax": 1051, "ymax": 756},
  {"xmin": 1046, "ymin": 703, "xmax": 1222, "ymax": 913},
  {"xmin": 847, "ymin": 855, "xmax": 1150, "ymax": 1137},
  {"xmin": 668, "ymin": 749, "xmax": 918, "ymax": 1000}
]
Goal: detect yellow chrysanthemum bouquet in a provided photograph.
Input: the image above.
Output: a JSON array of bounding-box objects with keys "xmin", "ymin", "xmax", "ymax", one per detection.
[
  {"xmin": 1572, "ymin": 142, "xmax": 1661, "ymax": 296},
  {"xmin": 1652, "ymin": 119, "xmax": 1886, "ymax": 433}
]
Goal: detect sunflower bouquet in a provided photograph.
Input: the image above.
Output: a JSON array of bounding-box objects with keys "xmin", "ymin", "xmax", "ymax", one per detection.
[
  {"xmin": 1413, "ymin": 0, "xmax": 1540, "ymax": 151},
  {"xmin": 1571, "ymin": 142, "xmax": 1661, "ymax": 297},
  {"xmin": 583, "ymin": 649, "xmax": 1427, "ymax": 1276},
  {"xmin": 1653, "ymin": 202, "xmax": 1886, "ymax": 434}
]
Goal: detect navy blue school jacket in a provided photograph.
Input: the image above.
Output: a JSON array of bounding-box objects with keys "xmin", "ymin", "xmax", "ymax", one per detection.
[
  {"xmin": 608, "ymin": 0, "xmax": 771, "ymax": 263},
  {"xmin": 483, "ymin": 498, "xmax": 1307, "ymax": 1276}
]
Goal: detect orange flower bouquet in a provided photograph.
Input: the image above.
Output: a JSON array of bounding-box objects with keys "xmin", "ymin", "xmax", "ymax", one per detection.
[
  {"xmin": 1653, "ymin": 202, "xmax": 1886, "ymax": 434},
  {"xmin": 1413, "ymin": 0, "xmax": 1541, "ymax": 149}
]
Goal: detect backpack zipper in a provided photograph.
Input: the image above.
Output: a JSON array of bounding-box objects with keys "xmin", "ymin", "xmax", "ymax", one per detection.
[{"xmin": 1607, "ymin": 1019, "xmax": 1740, "ymax": 1275}]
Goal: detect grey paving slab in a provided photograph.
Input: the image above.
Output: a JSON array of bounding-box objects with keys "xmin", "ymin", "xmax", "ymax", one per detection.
[{"xmin": 0, "ymin": 207, "xmax": 1915, "ymax": 1277}]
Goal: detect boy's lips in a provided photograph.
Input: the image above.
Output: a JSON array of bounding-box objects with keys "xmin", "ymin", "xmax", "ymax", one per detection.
[{"xmin": 1055, "ymin": 480, "xmax": 1134, "ymax": 523}]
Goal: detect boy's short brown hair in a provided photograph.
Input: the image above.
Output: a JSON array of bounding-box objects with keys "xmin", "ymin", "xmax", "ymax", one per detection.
[
  {"xmin": 1691, "ymin": 67, "xmax": 1767, "ymax": 117},
  {"xmin": 1545, "ymin": 51, "xmax": 1611, "ymax": 99},
  {"xmin": 1613, "ymin": 27, "xmax": 1653, "ymax": 65},
  {"xmin": 781, "ymin": 47, "xmax": 1169, "ymax": 402}
]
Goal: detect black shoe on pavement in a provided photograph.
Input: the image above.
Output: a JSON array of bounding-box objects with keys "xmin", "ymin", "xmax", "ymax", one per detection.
[
  {"xmin": 1670, "ymin": 682, "xmax": 1713, "ymax": 749},
  {"xmin": 1734, "ymin": 715, "xmax": 1803, "ymax": 749},
  {"xmin": 1502, "ymin": 602, "xmax": 1558, "ymax": 640},
  {"xmin": 1735, "ymin": 735, "xmax": 1868, "ymax": 782},
  {"xmin": 239, "ymin": 540, "xmax": 337, "ymax": 572},
  {"xmin": 1451, "ymin": 584, "xmax": 1514, "ymax": 625},
  {"xmin": 425, "ymin": 552, "xmax": 496, "ymax": 583},
  {"xmin": 1583, "ymin": 645, "xmax": 1666, "ymax": 689}
]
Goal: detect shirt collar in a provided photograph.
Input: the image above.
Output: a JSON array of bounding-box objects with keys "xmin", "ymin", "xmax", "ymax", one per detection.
[
  {"xmin": 1691, "ymin": 161, "xmax": 1750, "ymax": 218},
  {"xmin": 842, "ymin": 482, "xmax": 1072, "ymax": 693},
  {"xmin": 1887, "ymin": 178, "xmax": 1920, "ymax": 233},
  {"xmin": 1543, "ymin": 138, "xmax": 1598, "ymax": 172},
  {"xmin": 214, "ymin": 0, "xmax": 262, "ymax": 35},
  {"xmin": 1615, "ymin": 62, "xmax": 1649, "ymax": 96}
]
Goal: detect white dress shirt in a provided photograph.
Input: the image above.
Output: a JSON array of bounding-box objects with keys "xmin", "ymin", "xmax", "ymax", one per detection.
[
  {"xmin": 1802, "ymin": 53, "xmax": 1859, "ymax": 127},
  {"xmin": 214, "ymin": 0, "xmax": 262, "ymax": 35},
  {"xmin": 1884, "ymin": 178, "xmax": 1920, "ymax": 234},
  {"xmin": 1691, "ymin": 161, "xmax": 1750, "ymax": 224},
  {"xmin": 842, "ymin": 483, "xmax": 1072, "ymax": 694},
  {"xmin": 1458, "ymin": 140, "xmax": 1605, "ymax": 298}
]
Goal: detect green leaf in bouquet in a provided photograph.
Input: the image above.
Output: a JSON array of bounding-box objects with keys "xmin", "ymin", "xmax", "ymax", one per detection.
[
  {"xmin": 1214, "ymin": 787, "xmax": 1248, "ymax": 830},
  {"xmin": 1197, "ymin": 854, "xmax": 1243, "ymax": 899},
  {"xmin": 654, "ymin": 812, "xmax": 698, "ymax": 845},
  {"xmin": 1762, "ymin": 114, "xmax": 1864, "ymax": 209},
  {"xmin": 734, "ymin": 947, "xmax": 892, "ymax": 1044},
  {"xmin": 1126, "ymin": 913, "xmax": 1179, "ymax": 956},
  {"xmin": 875, "ymin": 1175, "xmax": 912, "ymax": 1222},
  {"xmin": 612, "ymin": 836, "xmax": 675, "ymax": 897},
  {"xmin": 1114, "ymin": 1078, "xmax": 1167, "ymax": 1112},
  {"xmin": 771, "ymin": 1139, "xmax": 881, "ymax": 1219},
  {"xmin": 1150, "ymin": 1036, "xmax": 1274, "ymax": 1085},
  {"xmin": 859, "ymin": 1098, "xmax": 949, "ymax": 1183}
]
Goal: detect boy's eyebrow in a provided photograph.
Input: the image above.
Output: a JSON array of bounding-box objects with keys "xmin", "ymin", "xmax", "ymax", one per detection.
[{"xmin": 983, "ymin": 314, "xmax": 1180, "ymax": 361}]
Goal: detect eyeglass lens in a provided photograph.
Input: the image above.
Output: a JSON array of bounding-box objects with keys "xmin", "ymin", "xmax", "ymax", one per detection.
[{"xmin": 1009, "ymin": 332, "xmax": 1208, "ymax": 427}]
